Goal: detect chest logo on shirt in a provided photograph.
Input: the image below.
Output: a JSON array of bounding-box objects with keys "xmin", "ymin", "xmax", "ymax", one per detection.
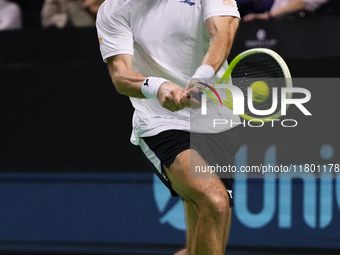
[
  {"xmin": 222, "ymin": 0, "xmax": 235, "ymax": 6},
  {"xmin": 179, "ymin": 0, "xmax": 195, "ymax": 6}
]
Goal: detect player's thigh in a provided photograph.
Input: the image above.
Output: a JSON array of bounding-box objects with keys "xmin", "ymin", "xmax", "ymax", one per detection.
[{"xmin": 164, "ymin": 149, "xmax": 229, "ymax": 208}]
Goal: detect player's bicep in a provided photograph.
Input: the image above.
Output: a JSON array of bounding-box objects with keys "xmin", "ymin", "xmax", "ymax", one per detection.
[
  {"xmin": 205, "ymin": 15, "xmax": 239, "ymax": 38},
  {"xmin": 202, "ymin": 0, "xmax": 240, "ymax": 53},
  {"xmin": 107, "ymin": 54, "xmax": 133, "ymax": 79},
  {"xmin": 205, "ymin": 16, "xmax": 239, "ymax": 57}
]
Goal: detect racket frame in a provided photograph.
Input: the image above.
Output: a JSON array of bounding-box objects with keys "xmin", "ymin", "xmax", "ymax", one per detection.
[{"xmin": 216, "ymin": 48, "xmax": 293, "ymax": 122}]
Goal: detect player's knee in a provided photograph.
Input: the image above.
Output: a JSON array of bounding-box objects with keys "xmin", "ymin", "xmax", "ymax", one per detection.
[{"xmin": 197, "ymin": 192, "xmax": 230, "ymax": 221}]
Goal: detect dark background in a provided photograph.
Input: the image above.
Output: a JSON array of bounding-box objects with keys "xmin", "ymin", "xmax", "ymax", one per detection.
[{"xmin": 1, "ymin": 18, "xmax": 340, "ymax": 172}]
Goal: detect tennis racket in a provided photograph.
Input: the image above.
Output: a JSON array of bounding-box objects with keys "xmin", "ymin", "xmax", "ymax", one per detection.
[{"xmin": 195, "ymin": 48, "xmax": 292, "ymax": 122}]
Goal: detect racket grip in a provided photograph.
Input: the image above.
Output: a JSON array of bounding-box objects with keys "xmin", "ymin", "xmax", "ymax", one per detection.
[{"xmin": 194, "ymin": 90, "xmax": 203, "ymax": 101}]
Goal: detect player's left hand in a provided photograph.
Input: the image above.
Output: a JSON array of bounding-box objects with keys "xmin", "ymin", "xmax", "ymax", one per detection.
[
  {"xmin": 181, "ymin": 79, "xmax": 209, "ymax": 109},
  {"xmin": 157, "ymin": 82, "xmax": 190, "ymax": 112}
]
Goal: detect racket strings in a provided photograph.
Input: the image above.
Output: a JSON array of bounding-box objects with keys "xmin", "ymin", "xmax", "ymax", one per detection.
[{"xmin": 231, "ymin": 53, "xmax": 285, "ymax": 119}]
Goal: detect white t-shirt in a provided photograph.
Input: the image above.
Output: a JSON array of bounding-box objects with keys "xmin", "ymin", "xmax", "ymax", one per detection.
[{"xmin": 96, "ymin": 0, "xmax": 240, "ymax": 145}]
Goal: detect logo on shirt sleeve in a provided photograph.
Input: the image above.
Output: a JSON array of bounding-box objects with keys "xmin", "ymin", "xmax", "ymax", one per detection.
[
  {"xmin": 222, "ymin": 0, "xmax": 235, "ymax": 6},
  {"xmin": 99, "ymin": 37, "xmax": 103, "ymax": 45}
]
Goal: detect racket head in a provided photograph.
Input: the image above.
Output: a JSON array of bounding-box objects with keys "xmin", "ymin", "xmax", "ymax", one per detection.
[{"xmin": 217, "ymin": 48, "xmax": 293, "ymax": 122}]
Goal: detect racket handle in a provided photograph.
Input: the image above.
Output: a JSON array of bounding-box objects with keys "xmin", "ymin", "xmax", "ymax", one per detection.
[{"xmin": 194, "ymin": 90, "xmax": 203, "ymax": 101}]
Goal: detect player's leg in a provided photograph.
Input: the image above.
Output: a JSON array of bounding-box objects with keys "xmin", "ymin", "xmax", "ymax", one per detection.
[
  {"xmin": 174, "ymin": 249, "xmax": 186, "ymax": 255},
  {"xmin": 183, "ymin": 199, "xmax": 198, "ymax": 253},
  {"xmin": 140, "ymin": 130, "xmax": 237, "ymax": 254},
  {"xmin": 175, "ymin": 198, "xmax": 228, "ymax": 255},
  {"xmin": 174, "ymin": 249, "xmax": 187, "ymax": 255},
  {"xmin": 176, "ymin": 198, "xmax": 232, "ymax": 254},
  {"xmin": 174, "ymin": 198, "xmax": 198, "ymax": 255},
  {"xmin": 223, "ymin": 205, "xmax": 233, "ymax": 251},
  {"xmin": 165, "ymin": 149, "xmax": 232, "ymax": 255}
]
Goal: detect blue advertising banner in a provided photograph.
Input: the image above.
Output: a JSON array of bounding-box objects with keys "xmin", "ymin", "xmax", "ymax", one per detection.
[{"xmin": 0, "ymin": 152, "xmax": 339, "ymax": 253}]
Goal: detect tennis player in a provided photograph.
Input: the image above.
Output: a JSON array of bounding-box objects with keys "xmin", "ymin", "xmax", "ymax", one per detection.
[{"xmin": 96, "ymin": 1, "xmax": 240, "ymax": 254}]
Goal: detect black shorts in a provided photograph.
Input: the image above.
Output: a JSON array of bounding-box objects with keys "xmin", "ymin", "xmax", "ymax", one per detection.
[{"xmin": 139, "ymin": 128, "xmax": 240, "ymax": 207}]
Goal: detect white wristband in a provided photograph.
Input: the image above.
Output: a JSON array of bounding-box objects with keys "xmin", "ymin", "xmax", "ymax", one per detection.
[
  {"xmin": 141, "ymin": 77, "xmax": 170, "ymax": 99},
  {"xmin": 191, "ymin": 65, "xmax": 215, "ymax": 84}
]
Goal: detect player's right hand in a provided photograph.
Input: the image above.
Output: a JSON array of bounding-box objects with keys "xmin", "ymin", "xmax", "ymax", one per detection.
[{"xmin": 157, "ymin": 82, "xmax": 190, "ymax": 112}]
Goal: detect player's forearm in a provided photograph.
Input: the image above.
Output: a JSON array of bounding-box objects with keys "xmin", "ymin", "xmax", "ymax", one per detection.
[
  {"xmin": 110, "ymin": 66, "xmax": 147, "ymax": 98},
  {"xmin": 202, "ymin": 34, "xmax": 231, "ymax": 72},
  {"xmin": 108, "ymin": 57, "xmax": 171, "ymax": 100},
  {"xmin": 107, "ymin": 55, "xmax": 147, "ymax": 98},
  {"xmin": 270, "ymin": 0, "xmax": 306, "ymax": 18},
  {"xmin": 202, "ymin": 16, "xmax": 239, "ymax": 73}
]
